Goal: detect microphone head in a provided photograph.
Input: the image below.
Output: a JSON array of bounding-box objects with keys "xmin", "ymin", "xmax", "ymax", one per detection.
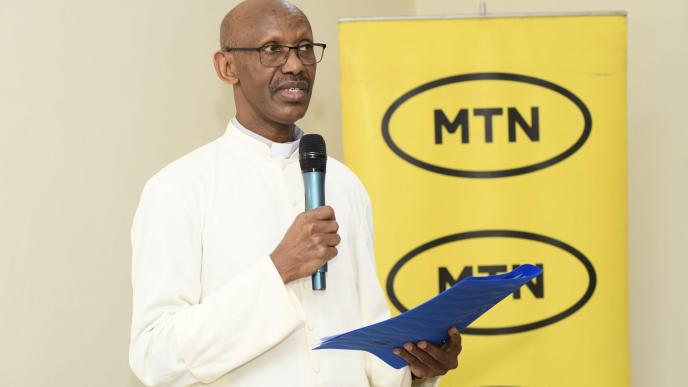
[{"xmin": 299, "ymin": 134, "xmax": 327, "ymax": 172}]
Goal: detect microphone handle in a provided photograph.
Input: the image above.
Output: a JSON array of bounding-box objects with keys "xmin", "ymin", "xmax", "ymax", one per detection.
[{"xmin": 303, "ymin": 171, "xmax": 327, "ymax": 291}]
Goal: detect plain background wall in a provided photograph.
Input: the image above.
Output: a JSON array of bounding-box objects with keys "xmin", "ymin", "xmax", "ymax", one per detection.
[{"xmin": 0, "ymin": 0, "xmax": 685, "ymax": 386}]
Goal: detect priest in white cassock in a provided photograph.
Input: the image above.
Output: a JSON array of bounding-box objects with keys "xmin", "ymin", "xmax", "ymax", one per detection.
[{"xmin": 128, "ymin": 1, "xmax": 462, "ymax": 386}]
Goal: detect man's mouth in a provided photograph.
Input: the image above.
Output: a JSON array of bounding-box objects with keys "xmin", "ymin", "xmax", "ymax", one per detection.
[{"xmin": 275, "ymin": 81, "xmax": 309, "ymax": 102}]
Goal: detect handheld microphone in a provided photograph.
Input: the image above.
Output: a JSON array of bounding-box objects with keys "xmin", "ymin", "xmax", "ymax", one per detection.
[{"xmin": 299, "ymin": 134, "xmax": 327, "ymax": 291}]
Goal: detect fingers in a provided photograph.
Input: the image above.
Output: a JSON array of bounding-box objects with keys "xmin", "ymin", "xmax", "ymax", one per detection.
[
  {"xmin": 307, "ymin": 223, "xmax": 340, "ymax": 247},
  {"xmin": 408, "ymin": 342, "xmax": 446, "ymax": 371},
  {"xmin": 306, "ymin": 205, "xmax": 336, "ymax": 220},
  {"xmin": 318, "ymin": 232, "xmax": 341, "ymax": 247},
  {"xmin": 393, "ymin": 346, "xmax": 434, "ymax": 378},
  {"xmin": 417, "ymin": 340, "xmax": 453, "ymax": 367},
  {"xmin": 393, "ymin": 329, "xmax": 462, "ymax": 379},
  {"xmin": 305, "ymin": 246, "xmax": 337, "ymax": 273},
  {"xmin": 443, "ymin": 326, "xmax": 462, "ymax": 355},
  {"xmin": 310, "ymin": 219, "xmax": 339, "ymax": 234},
  {"xmin": 393, "ymin": 343, "xmax": 444, "ymax": 378},
  {"xmin": 270, "ymin": 206, "xmax": 340, "ymax": 284},
  {"xmin": 322, "ymin": 246, "xmax": 338, "ymax": 261},
  {"xmin": 302, "ymin": 207, "xmax": 338, "ymax": 234}
]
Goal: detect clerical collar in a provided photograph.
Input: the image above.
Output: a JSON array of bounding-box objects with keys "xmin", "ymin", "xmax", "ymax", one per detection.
[{"xmin": 231, "ymin": 117, "xmax": 303, "ymax": 159}]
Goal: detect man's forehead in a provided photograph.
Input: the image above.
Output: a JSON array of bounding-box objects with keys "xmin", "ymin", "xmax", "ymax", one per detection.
[{"xmin": 245, "ymin": 13, "xmax": 312, "ymax": 44}]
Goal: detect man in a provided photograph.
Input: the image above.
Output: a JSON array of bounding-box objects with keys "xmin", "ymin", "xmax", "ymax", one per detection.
[{"xmin": 129, "ymin": 1, "xmax": 461, "ymax": 386}]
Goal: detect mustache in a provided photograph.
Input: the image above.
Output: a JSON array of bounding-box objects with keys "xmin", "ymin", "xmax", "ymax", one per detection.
[{"xmin": 270, "ymin": 73, "xmax": 311, "ymax": 92}]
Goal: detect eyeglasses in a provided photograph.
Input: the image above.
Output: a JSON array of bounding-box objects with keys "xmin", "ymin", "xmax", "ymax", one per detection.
[{"xmin": 225, "ymin": 43, "xmax": 326, "ymax": 67}]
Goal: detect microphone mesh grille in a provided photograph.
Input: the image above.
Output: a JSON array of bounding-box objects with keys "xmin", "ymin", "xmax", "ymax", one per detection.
[
  {"xmin": 299, "ymin": 134, "xmax": 327, "ymax": 172},
  {"xmin": 300, "ymin": 134, "xmax": 326, "ymax": 154}
]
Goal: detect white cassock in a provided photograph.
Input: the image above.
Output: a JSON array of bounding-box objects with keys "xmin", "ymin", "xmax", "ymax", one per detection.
[{"xmin": 129, "ymin": 119, "xmax": 440, "ymax": 387}]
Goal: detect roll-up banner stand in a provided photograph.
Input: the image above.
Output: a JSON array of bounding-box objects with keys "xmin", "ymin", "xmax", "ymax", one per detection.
[{"xmin": 340, "ymin": 12, "xmax": 628, "ymax": 387}]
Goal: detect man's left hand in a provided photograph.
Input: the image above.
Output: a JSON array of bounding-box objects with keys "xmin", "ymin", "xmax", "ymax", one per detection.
[{"xmin": 393, "ymin": 326, "xmax": 462, "ymax": 379}]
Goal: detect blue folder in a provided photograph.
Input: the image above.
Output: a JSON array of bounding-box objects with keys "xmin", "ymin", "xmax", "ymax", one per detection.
[{"xmin": 313, "ymin": 264, "xmax": 542, "ymax": 368}]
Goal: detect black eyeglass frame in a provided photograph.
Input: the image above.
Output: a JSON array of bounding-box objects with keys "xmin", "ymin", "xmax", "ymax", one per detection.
[{"xmin": 224, "ymin": 43, "xmax": 327, "ymax": 67}]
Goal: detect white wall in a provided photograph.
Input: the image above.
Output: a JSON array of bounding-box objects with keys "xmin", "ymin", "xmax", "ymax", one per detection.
[
  {"xmin": 0, "ymin": 0, "xmax": 685, "ymax": 386},
  {"xmin": 0, "ymin": 1, "xmax": 415, "ymax": 386}
]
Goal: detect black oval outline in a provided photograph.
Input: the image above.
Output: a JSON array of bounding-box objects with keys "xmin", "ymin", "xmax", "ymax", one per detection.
[
  {"xmin": 381, "ymin": 73, "xmax": 592, "ymax": 178},
  {"xmin": 385, "ymin": 230, "xmax": 597, "ymax": 335}
]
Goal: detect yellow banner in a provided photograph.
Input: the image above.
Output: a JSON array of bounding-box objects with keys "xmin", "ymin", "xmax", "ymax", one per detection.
[{"xmin": 340, "ymin": 14, "xmax": 628, "ymax": 386}]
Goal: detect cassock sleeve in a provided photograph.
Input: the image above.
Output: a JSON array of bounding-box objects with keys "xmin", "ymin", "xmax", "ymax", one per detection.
[
  {"xmin": 129, "ymin": 178, "xmax": 304, "ymax": 386},
  {"xmin": 355, "ymin": 195, "xmax": 440, "ymax": 387}
]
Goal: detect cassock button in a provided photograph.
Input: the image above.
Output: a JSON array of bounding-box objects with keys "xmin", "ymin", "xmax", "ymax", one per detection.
[
  {"xmin": 307, "ymin": 322, "xmax": 315, "ymax": 331},
  {"xmin": 312, "ymin": 362, "xmax": 320, "ymax": 373}
]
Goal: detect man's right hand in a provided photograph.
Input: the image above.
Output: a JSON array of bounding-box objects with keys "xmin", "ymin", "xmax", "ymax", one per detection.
[{"xmin": 270, "ymin": 206, "xmax": 341, "ymax": 284}]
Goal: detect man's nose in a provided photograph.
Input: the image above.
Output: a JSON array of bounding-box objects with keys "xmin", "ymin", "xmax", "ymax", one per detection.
[{"xmin": 281, "ymin": 48, "xmax": 305, "ymax": 74}]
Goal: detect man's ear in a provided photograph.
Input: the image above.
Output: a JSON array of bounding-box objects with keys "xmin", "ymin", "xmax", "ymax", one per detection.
[{"xmin": 213, "ymin": 51, "xmax": 239, "ymax": 85}]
